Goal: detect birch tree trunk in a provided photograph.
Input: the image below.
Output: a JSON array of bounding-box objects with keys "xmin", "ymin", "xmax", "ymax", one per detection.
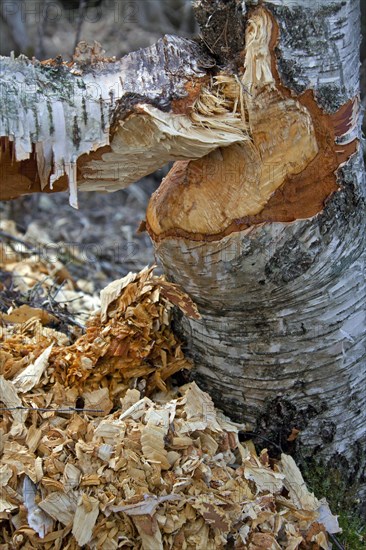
[
  {"xmin": 0, "ymin": 0, "xmax": 365, "ymax": 504},
  {"xmin": 147, "ymin": 0, "xmax": 366, "ymax": 503}
]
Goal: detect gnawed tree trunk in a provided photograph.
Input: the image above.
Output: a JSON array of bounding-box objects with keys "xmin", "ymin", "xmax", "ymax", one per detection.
[
  {"xmin": 1, "ymin": 0, "xmax": 365, "ymax": 503},
  {"xmin": 147, "ymin": 2, "xmax": 366, "ymax": 504},
  {"xmin": 148, "ymin": 0, "xmax": 366, "ymax": 503}
]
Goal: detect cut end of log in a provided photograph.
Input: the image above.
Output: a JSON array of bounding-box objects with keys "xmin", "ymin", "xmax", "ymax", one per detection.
[{"xmin": 146, "ymin": 7, "xmax": 358, "ymax": 242}]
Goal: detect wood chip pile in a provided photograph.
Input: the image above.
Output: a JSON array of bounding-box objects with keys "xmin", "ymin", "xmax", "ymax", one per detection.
[{"xmin": 0, "ymin": 230, "xmax": 341, "ymax": 549}]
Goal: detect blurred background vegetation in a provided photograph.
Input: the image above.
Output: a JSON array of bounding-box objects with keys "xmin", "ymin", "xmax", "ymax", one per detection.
[
  {"xmin": 1, "ymin": 0, "xmax": 364, "ymax": 112},
  {"xmin": 0, "ymin": 0, "xmax": 364, "ymax": 61},
  {"xmin": 0, "ymin": 0, "xmax": 197, "ymax": 59}
]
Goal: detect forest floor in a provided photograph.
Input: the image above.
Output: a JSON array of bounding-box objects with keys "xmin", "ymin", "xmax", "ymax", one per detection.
[
  {"xmin": 1, "ymin": 175, "xmax": 365, "ymax": 549},
  {"xmin": 0, "ymin": 174, "xmax": 161, "ymax": 292}
]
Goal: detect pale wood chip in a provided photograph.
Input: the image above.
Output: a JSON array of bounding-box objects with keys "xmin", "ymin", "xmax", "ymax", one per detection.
[
  {"xmin": 280, "ymin": 454, "xmax": 319, "ymax": 511},
  {"xmin": 0, "ymin": 374, "xmax": 27, "ymax": 423},
  {"xmin": 39, "ymin": 491, "xmax": 78, "ymax": 525},
  {"xmin": 82, "ymin": 387, "xmax": 113, "ymax": 415},
  {"xmin": 72, "ymin": 494, "xmax": 99, "ymax": 546},
  {"xmin": 12, "ymin": 344, "xmax": 53, "ymax": 393}
]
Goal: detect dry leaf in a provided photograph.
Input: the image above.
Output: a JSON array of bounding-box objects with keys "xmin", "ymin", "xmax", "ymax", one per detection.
[{"xmin": 287, "ymin": 428, "xmax": 300, "ymax": 442}]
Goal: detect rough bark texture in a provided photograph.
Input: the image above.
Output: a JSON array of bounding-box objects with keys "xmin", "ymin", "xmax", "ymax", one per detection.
[{"xmin": 148, "ymin": 0, "xmax": 366, "ymax": 502}]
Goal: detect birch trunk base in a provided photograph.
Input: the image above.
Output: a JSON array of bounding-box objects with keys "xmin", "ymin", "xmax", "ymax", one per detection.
[
  {"xmin": 151, "ymin": 150, "xmax": 366, "ymax": 506},
  {"xmin": 0, "ymin": 0, "xmax": 365, "ymax": 510},
  {"xmin": 147, "ymin": 0, "xmax": 366, "ymax": 505}
]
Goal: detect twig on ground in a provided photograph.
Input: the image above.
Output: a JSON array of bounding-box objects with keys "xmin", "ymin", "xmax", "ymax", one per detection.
[
  {"xmin": 0, "ymin": 406, "xmax": 103, "ymax": 413},
  {"xmin": 328, "ymin": 533, "xmax": 346, "ymax": 550},
  {"xmin": 0, "ymin": 230, "xmax": 37, "ymax": 252}
]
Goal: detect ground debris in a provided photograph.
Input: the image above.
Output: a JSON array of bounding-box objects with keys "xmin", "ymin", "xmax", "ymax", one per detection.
[
  {"xmin": 0, "ymin": 378, "xmax": 339, "ymax": 549},
  {"xmin": 0, "ymin": 219, "xmax": 99, "ymax": 334},
  {"xmin": 1, "ymin": 261, "xmax": 193, "ymax": 407},
  {"xmin": 0, "ymin": 253, "xmax": 340, "ymax": 548}
]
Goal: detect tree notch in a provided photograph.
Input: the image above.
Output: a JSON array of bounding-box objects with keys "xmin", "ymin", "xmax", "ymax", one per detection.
[{"xmin": 146, "ymin": 6, "xmax": 359, "ymax": 242}]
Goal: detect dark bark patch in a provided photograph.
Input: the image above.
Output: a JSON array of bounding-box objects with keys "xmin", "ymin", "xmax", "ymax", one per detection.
[
  {"xmin": 72, "ymin": 115, "xmax": 81, "ymax": 148},
  {"xmin": 256, "ymin": 396, "xmax": 328, "ymax": 458},
  {"xmin": 275, "ymin": 56, "xmax": 307, "ymax": 94},
  {"xmin": 271, "ymin": 6, "xmax": 324, "ymax": 53},
  {"xmin": 269, "ymin": 3, "xmax": 350, "ymax": 111},
  {"xmin": 320, "ymin": 421, "xmax": 337, "ymax": 444},
  {"xmin": 318, "ymin": 156, "xmax": 366, "ymax": 248},
  {"xmin": 256, "ymin": 397, "xmax": 301, "ymax": 457},
  {"xmin": 264, "ymin": 237, "xmax": 315, "ymax": 283},
  {"xmin": 193, "ymin": 0, "xmax": 245, "ymax": 68},
  {"xmin": 315, "ymin": 83, "xmax": 347, "ymax": 113},
  {"xmin": 112, "ymin": 92, "xmax": 172, "ymax": 125}
]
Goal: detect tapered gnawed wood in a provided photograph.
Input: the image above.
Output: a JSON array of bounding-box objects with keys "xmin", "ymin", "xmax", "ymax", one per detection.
[{"xmin": 147, "ymin": 7, "xmax": 358, "ymax": 238}]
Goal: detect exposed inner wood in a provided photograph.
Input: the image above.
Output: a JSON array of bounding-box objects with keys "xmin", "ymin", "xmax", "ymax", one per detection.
[
  {"xmin": 78, "ymin": 92, "xmax": 250, "ymax": 194},
  {"xmin": 0, "ymin": 139, "xmax": 68, "ymax": 200},
  {"xmin": 0, "ymin": 7, "xmax": 358, "ymax": 223},
  {"xmin": 146, "ymin": 7, "xmax": 358, "ymax": 241}
]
